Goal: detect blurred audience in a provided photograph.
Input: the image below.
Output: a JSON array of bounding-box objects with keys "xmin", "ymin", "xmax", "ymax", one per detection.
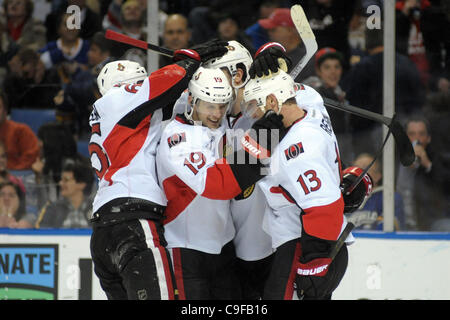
[
  {"xmin": 35, "ymin": 161, "xmax": 94, "ymax": 229},
  {"xmin": 39, "ymin": 12, "xmax": 90, "ymax": 73},
  {"xmin": 303, "ymin": 47, "xmax": 353, "ymax": 164},
  {"xmin": 214, "ymin": 12, "xmax": 255, "ymax": 54},
  {"xmin": 45, "ymin": 0, "xmax": 102, "ymax": 42},
  {"xmin": 258, "ymin": 8, "xmax": 315, "ymax": 82},
  {"xmin": 0, "ymin": 91, "xmax": 39, "ymax": 170},
  {"xmin": 300, "ymin": 0, "xmax": 358, "ymax": 73},
  {"xmin": 54, "ymin": 31, "xmax": 112, "ymax": 138},
  {"xmin": 0, "ymin": 181, "xmax": 35, "ymax": 228},
  {"xmin": 159, "ymin": 13, "xmax": 192, "ymax": 68},
  {"xmin": 31, "ymin": 122, "xmax": 89, "ymax": 210},
  {"xmin": 0, "ymin": 141, "xmax": 25, "ymax": 191},
  {"xmin": 3, "ymin": 48, "xmax": 61, "ymax": 109},
  {"xmin": 1, "ymin": 0, "xmax": 46, "ymax": 51},
  {"xmin": 346, "ymin": 153, "xmax": 405, "ymax": 231},
  {"xmin": 342, "ymin": 26, "xmax": 424, "ymax": 157},
  {"xmin": 396, "ymin": 115, "xmax": 446, "ymax": 231},
  {"xmin": 245, "ymin": 0, "xmax": 279, "ymax": 50}
]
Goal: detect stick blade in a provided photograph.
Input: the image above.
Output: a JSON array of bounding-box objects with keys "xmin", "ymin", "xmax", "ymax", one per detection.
[{"xmin": 390, "ymin": 119, "xmax": 415, "ymax": 166}]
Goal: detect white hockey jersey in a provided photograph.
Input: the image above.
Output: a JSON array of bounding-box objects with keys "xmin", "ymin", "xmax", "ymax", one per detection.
[
  {"xmin": 89, "ymin": 64, "xmax": 189, "ymax": 213},
  {"xmin": 156, "ymin": 115, "xmax": 239, "ymax": 254},
  {"xmin": 227, "ymin": 113, "xmax": 275, "ymax": 261},
  {"xmin": 259, "ymin": 83, "xmax": 354, "ymax": 249}
]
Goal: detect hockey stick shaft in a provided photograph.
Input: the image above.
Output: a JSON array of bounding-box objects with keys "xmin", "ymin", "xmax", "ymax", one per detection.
[
  {"xmin": 105, "ymin": 29, "xmax": 174, "ymax": 57},
  {"xmin": 289, "ymin": 5, "xmax": 318, "ymax": 79},
  {"xmin": 323, "ymin": 98, "xmax": 415, "ymax": 167}
]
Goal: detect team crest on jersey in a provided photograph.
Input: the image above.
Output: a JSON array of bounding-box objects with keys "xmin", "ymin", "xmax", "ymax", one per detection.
[
  {"xmin": 284, "ymin": 142, "xmax": 304, "ymax": 161},
  {"xmin": 167, "ymin": 132, "xmax": 186, "ymax": 148}
]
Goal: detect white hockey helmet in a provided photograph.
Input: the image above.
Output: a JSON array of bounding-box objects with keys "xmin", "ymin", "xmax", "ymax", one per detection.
[
  {"xmin": 186, "ymin": 67, "xmax": 233, "ymax": 119},
  {"xmin": 97, "ymin": 60, "xmax": 147, "ymax": 95},
  {"xmin": 202, "ymin": 40, "xmax": 253, "ymax": 89},
  {"xmin": 243, "ymin": 69, "xmax": 296, "ymax": 115}
]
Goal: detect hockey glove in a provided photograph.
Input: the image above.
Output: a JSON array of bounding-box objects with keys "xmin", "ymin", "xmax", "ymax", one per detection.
[
  {"xmin": 296, "ymin": 231, "xmax": 348, "ymax": 300},
  {"xmin": 249, "ymin": 42, "xmax": 292, "ymax": 78},
  {"xmin": 340, "ymin": 166, "xmax": 373, "ymax": 213},
  {"xmin": 174, "ymin": 39, "xmax": 228, "ymax": 63},
  {"xmin": 227, "ymin": 110, "xmax": 286, "ymax": 191}
]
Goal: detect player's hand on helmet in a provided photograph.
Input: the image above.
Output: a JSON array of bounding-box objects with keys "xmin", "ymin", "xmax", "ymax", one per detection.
[
  {"xmin": 174, "ymin": 39, "xmax": 228, "ymax": 63},
  {"xmin": 340, "ymin": 166, "xmax": 373, "ymax": 213},
  {"xmin": 249, "ymin": 42, "xmax": 292, "ymax": 79}
]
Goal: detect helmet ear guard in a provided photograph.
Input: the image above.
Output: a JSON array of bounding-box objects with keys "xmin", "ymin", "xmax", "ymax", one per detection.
[{"xmin": 97, "ymin": 60, "xmax": 147, "ymax": 96}]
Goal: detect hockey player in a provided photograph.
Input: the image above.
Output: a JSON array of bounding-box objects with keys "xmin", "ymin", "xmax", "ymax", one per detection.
[
  {"xmin": 88, "ymin": 40, "xmax": 230, "ymax": 300},
  {"xmin": 156, "ymin": 65, "xmax": 287, "ymax": 299},
  {"xmin": 242, "ymin": 67, "xmax": 372, "ymax": 300},
  {"xmin": 202, "ymin": 40, "xmax": 277, "ymax": 299}
]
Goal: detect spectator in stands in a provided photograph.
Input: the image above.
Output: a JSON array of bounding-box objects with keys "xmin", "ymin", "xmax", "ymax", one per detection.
[
  {"xmin": 31, "ymin": 122, "xmax": 89, "ymax": 210},
  {"xmin": 45, "ymin": 0, "xmax": 102, "ymax": 42},
  {"xmin": 423, "ymin": 91, "xmax": 450, "ymax": 225},
  {"xmin": 103, "ymin": 0, "xmax": 147, "ymax": 67},
  {"xmin": 0, "ymin": 19, "xmax": 19, "ymax": 88},
  {"xmin": 1, "ymin": 0, "xmax": 46, "ymax": 51},
  {"xmin": 3, "ymin": 48, "xmax": 61, "ymax": 109},
  {"xmin": 342, "ymin": 26, "xmax": 424, "ymax": 157},
  {"xmin": 0, "ymin": 181, "xmax": 35, "ymax": 228},
  {"xmin": 159, "ymin": 13, "xmax": 192, "ymax": 68},
  {"xmin": 213, "ymin": 11, "xmax": 255, "ymax": 54},
  {"xmin": 0, "ymin": 91, "xmax": 39, "ymax": 170},
  {"xmin": 303, "ymin": 47, "xmax": 353, "ymax": 164},
  {"xmin": 258, "ymin": 8, "xmax": 315, "ymax": 82},
  {"xmin": 346, "ymin": 153, "xmax": 405, "ymax": 230},
  {"xmin": 35, "ymin": 161, "xmax": 94, "ymax": 229},
  {"xmin": 396, "ymin": 115, "xmax": 445, "ymax": 231},
  {"xmin": 0, "ymin": 141, "xmax": 25, "ymax": 192},
  {"xmin": 395, "ymin": 0, "xmax": 450, "ymax": 90},
  {"xmin": 245, "ymin": 0, "xmax": 278, "ymax": 50},
  {"xmin": 188, "ymin": 0, "xmax": 259, "ymax": 45},
  {"xmin": 54, "ymin": 31, "xmax": 112, "ymax": 138},
  {"xmin": 301, "ymin": 0, "xmax": 358, "ymax": 72},
  {"xmin": 39, "ymin": 12, "xmax": 90, "ymax": 72}
]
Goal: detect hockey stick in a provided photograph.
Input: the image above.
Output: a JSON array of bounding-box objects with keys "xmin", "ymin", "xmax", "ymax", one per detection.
[
  {"xmin": 289, "ymin": 5, "xmax": 318, "ymax": 80},
  {"xmin": 105, "ymin": 29, "xmax": 174, "ymax": 57},
  {"xmin": 323, "ymin": 98, "xmax": 415, "ymax": 167}
]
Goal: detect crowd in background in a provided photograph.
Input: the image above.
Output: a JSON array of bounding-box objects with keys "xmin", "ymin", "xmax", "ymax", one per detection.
[{"xmin": 0, "ymin": 0, "xmax": 448, "ymax": 231}]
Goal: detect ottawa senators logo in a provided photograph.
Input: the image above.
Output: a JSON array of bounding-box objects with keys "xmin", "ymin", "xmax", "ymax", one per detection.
[
  {"xmin": 117, "ymin": 63, "xmax": 125, "ymax": 71},
  {"xmin": 284, "ymin": 142, "xmax": 304, "ymax": 161},
  {"xmin": 167, "ymin": 132, "xmax": 186, "ymax": 148}
]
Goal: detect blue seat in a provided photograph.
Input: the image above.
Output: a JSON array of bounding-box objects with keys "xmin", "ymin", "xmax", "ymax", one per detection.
[
  {"xmin": 10, "ymin": 108, "xmax": 56, "ymax": 134},
  {"xmin": 77, "ymin": 140, "xmax": 90, "ymax": 159}
]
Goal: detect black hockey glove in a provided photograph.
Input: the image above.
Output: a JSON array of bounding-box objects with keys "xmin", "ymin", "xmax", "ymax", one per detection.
[
  {"xmin": 227, "ymin": 110, "xmax": 286, "ymax": 191},
  {"xmin": 295, "ymin": 230, "xmax": 348, "ymax": 300},
  {"xmin": 243, "ymin": 110, "xmax": 286, "ymax": 161},
  {"xmin": 340, "ymin": 166, "xmax": 373, "ymax": 213},
  {"xmin": 249, "ymin": 42, "xmax": 292, "ymax": 78},
  {"xmin": 173, "ymin": 39, "xmax": 228, "ymax": 63}
]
